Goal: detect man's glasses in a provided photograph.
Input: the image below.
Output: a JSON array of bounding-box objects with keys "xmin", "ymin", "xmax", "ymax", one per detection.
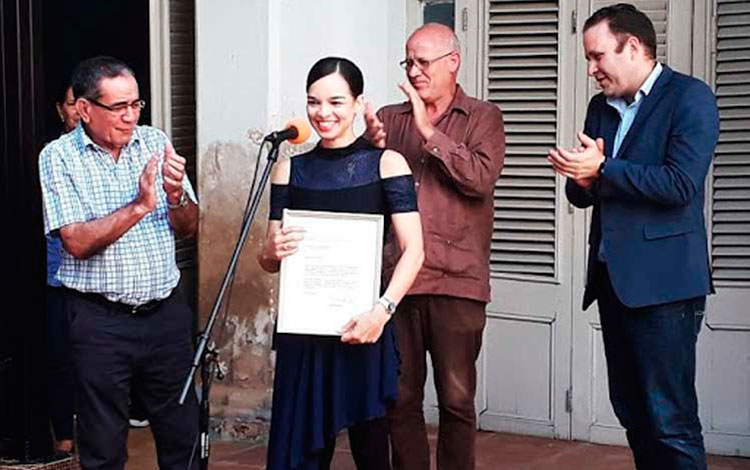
[
  {"xmin": 399, "ymin": 51, "xmax": 456, "ymax": 71},
  {"xmin": 89, "ymin": 98, "xmax": 146, "ymax": 115}
]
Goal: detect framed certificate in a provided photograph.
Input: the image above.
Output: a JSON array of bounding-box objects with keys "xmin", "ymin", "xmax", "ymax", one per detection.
[{"xmin": 277, "ymin": 209, "xmax": 384, "ymax": 335}]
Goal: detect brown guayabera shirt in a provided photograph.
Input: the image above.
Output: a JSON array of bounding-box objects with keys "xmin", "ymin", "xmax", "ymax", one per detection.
[{"xmin": 380, "ymin": 86, "xmax": 506, "ymax": 303}]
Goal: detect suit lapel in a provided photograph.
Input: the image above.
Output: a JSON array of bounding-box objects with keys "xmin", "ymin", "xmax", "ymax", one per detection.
[
  {"xmin": 601, "ymin": 106, "xmax": 620, "ymax": 159},
  {"xmin": 593, "ymin": 100, "xmax": 620, "ymax": 156},
  {"xmin": 615, "ymin": 65, "xmax": 674, "ymax": 159}
]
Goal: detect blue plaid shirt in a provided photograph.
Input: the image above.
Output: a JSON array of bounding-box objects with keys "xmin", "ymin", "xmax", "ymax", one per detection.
[{"xmin": 39, "ymin": 124, "xmax": 197, "ymax": 305}]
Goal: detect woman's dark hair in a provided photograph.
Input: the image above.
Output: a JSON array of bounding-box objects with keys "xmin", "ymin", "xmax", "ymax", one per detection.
[
  {"xmin": 56, "ymin": 82, "xmax": 72, "ymax": 105},
  {"xmin": 306, "ymin": 57, "xmax": 364, "ymax": 97},
  {"xmin": 71, "ymin": 56, "xmax": 135, "ymax": 101},
  {"xmin": 584, "ymin": 3, "xmax": 657, "ymax": 60}
]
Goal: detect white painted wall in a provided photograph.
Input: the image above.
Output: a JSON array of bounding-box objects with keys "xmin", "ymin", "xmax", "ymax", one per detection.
[
  {"xmin": 273, "ymin": 0, "xmax": 408, "ymax": 135},
  {"xmin": 197, "ymin": 0, "xmax": 409, "ymax": 150},
  {"xmin": 196, "ymin": 1, "xmax": 271, "ymax": 147}
]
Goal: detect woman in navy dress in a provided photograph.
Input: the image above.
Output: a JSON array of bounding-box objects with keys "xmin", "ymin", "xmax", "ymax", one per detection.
[{"xmin": 258, "ymin": 57, "xmax": 424, "ymax": 470}]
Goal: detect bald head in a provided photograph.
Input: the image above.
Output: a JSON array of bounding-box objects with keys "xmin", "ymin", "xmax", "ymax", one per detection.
[
  {"xmin": 408, "ymin": 23, "xmax": 461, "ymax": 54},
  {"xmin": 404, "ymin": 23, "xmax": 461, "ymax": 105}
]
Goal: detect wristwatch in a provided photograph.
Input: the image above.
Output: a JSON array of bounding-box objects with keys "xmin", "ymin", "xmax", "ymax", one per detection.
[
  {"xmin": 376, "ymin": 295, "xmax": 397, "ymax": 315},
  {"xmin": 597, "ymin": 157, "xmax": 608, "ymax": 176},
  {"xmin": 167, "ymin": 191, "xmax": 189, "ymax": 210}
]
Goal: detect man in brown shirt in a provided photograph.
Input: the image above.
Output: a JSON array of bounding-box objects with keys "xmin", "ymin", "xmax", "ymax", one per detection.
[{"xmin": 365, "ymin": 23, "xmax": 505, "ymax": 470}]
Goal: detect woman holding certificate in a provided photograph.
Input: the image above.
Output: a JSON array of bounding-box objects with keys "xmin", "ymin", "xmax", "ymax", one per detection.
[{"xmin": 258, "ymin": 57, "xmax": 423, "ymax": 470}]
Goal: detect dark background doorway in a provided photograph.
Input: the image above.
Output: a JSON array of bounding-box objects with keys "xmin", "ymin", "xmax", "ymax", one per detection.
[
  {"xmin": 42, "ymin": 0, "xmax": 151, "ymax": 141},
  {"xmin": 1, "ymin": 0, "xmax": 151, "ymax": 461}
]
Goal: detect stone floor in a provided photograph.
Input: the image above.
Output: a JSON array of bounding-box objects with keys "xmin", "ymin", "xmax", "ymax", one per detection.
[{"xmin": 124, "ymin": 426, "xmax": 750, "ymax": 470}]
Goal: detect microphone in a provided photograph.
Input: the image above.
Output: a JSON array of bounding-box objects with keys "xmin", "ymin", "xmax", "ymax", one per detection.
[{"xmin": 265, "ymin": 118, "xmax": 311, "ymax": 145}]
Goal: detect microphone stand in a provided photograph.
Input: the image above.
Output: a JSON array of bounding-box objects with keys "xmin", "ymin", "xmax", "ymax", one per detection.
[{"xmin": 179, "ymin": 136, "xmax": 283, "ymax": 470}]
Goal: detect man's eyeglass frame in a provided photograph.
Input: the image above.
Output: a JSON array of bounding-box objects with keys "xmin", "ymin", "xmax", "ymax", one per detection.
[
  {"xmin": 399, "ymin": 50, "xmax": 456, "ymax": 71},
  {"xmin": 88, "ymin": 98, "xmax": 146, "ymax": 114}
]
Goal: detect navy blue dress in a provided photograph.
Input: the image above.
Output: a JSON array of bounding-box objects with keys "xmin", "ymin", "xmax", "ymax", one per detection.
[{"xmin": 266, "ymin": 137, "xmax": 417, "ymax": 470}]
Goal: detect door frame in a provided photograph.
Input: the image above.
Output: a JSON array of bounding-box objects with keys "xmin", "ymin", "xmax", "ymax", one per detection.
[{"xmin": 149, "ymin": 0, "xmax": 171, "ymax": 132}]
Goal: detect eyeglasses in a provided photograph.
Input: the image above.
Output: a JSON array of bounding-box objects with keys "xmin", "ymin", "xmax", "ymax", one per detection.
[
  {"xmin": 399, "ymin": 51, "xmax": 455, "ymax": 71},
  {"xmin": 89, "ymin": 98, "xmax": 146, "ymax": 115}
]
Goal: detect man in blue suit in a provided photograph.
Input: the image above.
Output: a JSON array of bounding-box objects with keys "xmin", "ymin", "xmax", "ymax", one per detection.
[{"xmin": 548, "ymin": 4, "xmax": 719, "ymax": 469}]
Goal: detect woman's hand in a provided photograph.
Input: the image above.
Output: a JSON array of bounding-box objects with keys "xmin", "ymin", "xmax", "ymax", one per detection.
[
  {"xmin": 340, "ymin": 304, "xmax": 391, "ymax": 344},
  {"xmin": 258, "ymin": 223, "xmax": 305, "ymax": 273},
  {"xmin": 263, "ymin": 226, "xmax": 306, "ymax": 261}
]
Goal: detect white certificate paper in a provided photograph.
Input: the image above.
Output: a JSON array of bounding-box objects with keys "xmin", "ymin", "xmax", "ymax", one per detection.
[{"xmin": 277, "ymin": 209, "xmax": 384, "ymax": 336}]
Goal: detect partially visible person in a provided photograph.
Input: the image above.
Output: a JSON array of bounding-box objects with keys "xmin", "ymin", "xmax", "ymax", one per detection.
[
  {"xmin": 45, "ymin": 83, "xmax": 80, "ymax": 454},
  {"xmin": 548, "ymin": 4, "xmax": 718, "ymax": 469},
  {"xmin": 39, "ymin": 56, "xmax": 199, "ymax": 470},
  {"xmin": 56, "ymin": 84, "xmax": 80, "ymax": 134},
  {"xmin": 364, "ymin": 23, "xmax": 505, "ymax": 470},
  {"xmin": 258, "ymin": 57, "xmax": 423, "ymax": 470}
]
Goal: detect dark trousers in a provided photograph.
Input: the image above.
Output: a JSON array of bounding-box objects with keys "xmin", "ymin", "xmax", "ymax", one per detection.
[
  {"xmin": 130, "ymin": 389, "xmax": 148, "ymax": 422},
  {"xmin": 65, "ymin": 289, "xmax": 199, "ymax": 470},
  {"xmin": 46, "ymin": 286, "xmax": 74, "ymax": 441},
  {"xmin": 303, "ymin": 417, "xmax": 391, "ymax": 470},
  {"xmin": 596, "ymin": 263, "xmax": 707, "ymax": 470},
  {"xmin": 388, "ymin": 295, "xmax": 486, "ymax": 470}
]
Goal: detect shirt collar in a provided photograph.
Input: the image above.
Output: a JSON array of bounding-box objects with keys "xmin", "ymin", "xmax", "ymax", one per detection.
[
  {"xmin": 606, "ymin": 61, "xmax": 663, "ymax": 108},
  {"xmin": 397, "ymin": 85, "xmax": 470, "ymax": 115}
]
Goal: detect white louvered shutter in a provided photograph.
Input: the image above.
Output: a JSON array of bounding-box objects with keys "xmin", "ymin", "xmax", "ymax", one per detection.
[
  {"xmin": 712, "ymin": 0, "xmax": 750, "ymax": 285},
  {"xmin": 488, "ymin": 0, "xmax": 560, "ymax": 278},
  {"xmin": 170, "ymin": 0, "xmax": 198, "ymax": 270}
]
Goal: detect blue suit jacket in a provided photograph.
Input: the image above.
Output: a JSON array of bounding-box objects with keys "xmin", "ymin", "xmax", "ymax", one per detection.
[{"xmin": 567, "ymin": 65, "xmax": 720, "ymax": 309}]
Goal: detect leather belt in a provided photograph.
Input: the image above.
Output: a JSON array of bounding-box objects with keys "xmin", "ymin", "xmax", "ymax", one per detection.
[{"xmin": 64, "ymin": 288, "xmax": 171, "ymax": 316}]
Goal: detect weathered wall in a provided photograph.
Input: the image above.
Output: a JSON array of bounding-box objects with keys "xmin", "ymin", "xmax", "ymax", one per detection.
[{"xmin": 196, "ymin": 0, "xmax": 409, "ymax": 441}]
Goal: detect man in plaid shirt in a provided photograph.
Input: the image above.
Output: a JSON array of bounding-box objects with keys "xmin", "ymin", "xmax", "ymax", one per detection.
[{"xmin": 39, "ymin": 56, "xmax": 199, "ymax": 470}]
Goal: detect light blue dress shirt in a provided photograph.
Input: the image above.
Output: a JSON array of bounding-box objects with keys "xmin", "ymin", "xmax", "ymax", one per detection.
[{"xmin": 607, "ymin": 62, "xmax": 663, "ymax": 158}]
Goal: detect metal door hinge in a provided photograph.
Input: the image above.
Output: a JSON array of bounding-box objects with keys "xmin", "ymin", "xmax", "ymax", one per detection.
[
  {"xmin": 565, "ymin": 388, "xmax": 573, "ymax": 413},
  {"xmin": 572, "ymin": 10, "xmax": 578, "ymax": 34},
  {"xmin": 461, "ymin": 7, "xmax": 468, "ymax": 32}
]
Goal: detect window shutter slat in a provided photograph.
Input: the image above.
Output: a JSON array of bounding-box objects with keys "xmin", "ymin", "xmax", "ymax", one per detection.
[
  {"xmin": 712, "ymin": 0, "xmax": 750, "ymax": 284},
  {"xmin": 170, "ymin": 0, "xmax": 197, "ymax": 269},
  {"xmin": 487, "ymin": 0, "xmax": 559, "ymax": 278}
]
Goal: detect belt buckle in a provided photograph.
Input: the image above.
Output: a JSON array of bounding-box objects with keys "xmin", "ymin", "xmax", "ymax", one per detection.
[
  {"xmin": 130, "ymin": 302, "xmax": 151, "ymax": 315},
  {"xmin": 131, "ymin": 300, "xmax": 158, "ymax": 315}
]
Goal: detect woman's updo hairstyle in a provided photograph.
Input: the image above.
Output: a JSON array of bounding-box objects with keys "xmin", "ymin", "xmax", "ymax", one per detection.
[{"xmin": 306, "ymin": 57, "xmax": 364, "ymax": 97}]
